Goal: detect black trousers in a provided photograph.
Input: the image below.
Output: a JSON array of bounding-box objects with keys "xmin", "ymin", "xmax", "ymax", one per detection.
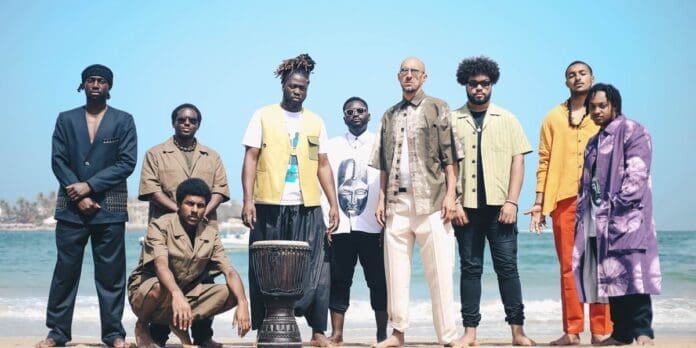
[
  {"xmin": 455, "ymin": 206, "xmax": 525, "ymax": 327},
  {"xmin": 329, "ymin": 231, "xmax": 387, "ymax": 313},
  {"xmin": 609, "ymin": 294, "xmax": 654, "ymax": 343},
  {"xmin": 249, "ymin": 204, "xmax": 330, "ymax": 332},
  {"xmin": 45, "ymin": 220, "xmax": 126, "ymax": 346},
  {"xmin": 149, "ymin": 274, "xmax": 215, "ymax": 345}
]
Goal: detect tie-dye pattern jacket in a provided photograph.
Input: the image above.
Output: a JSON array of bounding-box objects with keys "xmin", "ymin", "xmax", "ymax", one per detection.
[{"xmin": 573, "ymin": 114, "xmax": 661, "ymax": 301}]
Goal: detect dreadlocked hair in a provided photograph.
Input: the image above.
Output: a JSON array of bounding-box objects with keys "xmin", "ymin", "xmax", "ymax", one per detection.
[{"xmin": 275, "ymin": 53, "xmax": 316, "ymax": 84}]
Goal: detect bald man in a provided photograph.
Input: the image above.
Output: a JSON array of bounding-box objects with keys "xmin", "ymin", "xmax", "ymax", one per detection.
[{"xmin": 369, "ymin": 57, "xmax": 465, "ymax": 347}]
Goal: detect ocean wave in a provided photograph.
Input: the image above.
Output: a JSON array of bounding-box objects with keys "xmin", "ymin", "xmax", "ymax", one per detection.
[{"xmin": 2, "ymin": 296, "xmax": 695, "ymax": 327}]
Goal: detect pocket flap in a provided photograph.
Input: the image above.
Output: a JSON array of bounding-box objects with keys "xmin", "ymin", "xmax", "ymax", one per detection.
[{"xmin": 307, "ymin": 135, "xmax": 320, "ymax": 145}]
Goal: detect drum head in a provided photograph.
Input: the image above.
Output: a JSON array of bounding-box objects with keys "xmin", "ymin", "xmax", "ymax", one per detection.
[{"xmin": 251, "ymin": 240, "xmax": 309, "ymax": 248}]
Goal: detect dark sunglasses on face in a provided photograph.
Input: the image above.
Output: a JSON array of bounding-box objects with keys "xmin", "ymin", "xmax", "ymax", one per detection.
[
  {"xmin": 467, "ymin": 79, "xmax": 492, "ymax": 88},
  {"xmin": 175, "ymin": 117, "xmax": 199, "ymax": 125},
  {"xmin": 344, "ymin": 108, "xmax": 367, "ymax": 116}
]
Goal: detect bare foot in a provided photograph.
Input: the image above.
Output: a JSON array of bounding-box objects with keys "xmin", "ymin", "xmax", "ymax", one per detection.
[
  {"xmin": 34, "ymin": 337, "xmax": 58, "ymax": 348},
  {"xmin": 597, "ymin": 337, "xmax": 631, "ymax": 346},
  {"xmin": 636, "ymin": 335, "xmax": 655, "ymax": 346},
  {"xmin": 134, "ymin": 321, "xmax": 159, "ymax": 348},
  {"xmin": 591, "ymin": 334, "xmax": 610, "ymax": 345},
  {"xmin": 328, "ymin": 333, "xmax": 343, "ymax": 346},
  {"xmin": 168, "ymin": 324, "xmax": 192, "ymax": 346},
  {"xmin": 511, "ymin": 325, "xmax": 536, "ymax": 346},
  {"xmin": 310, "ymin": 332, "xmax": 333, "ymax": 347},
  {"xmin": 446, "ymin": 337, "xmax": 470, "ymax": 347},
  {"xmin": 111, "ymin": 337, "xmax": 128, "ymax": 348},
  {"xmin": 372, "ymin": 333, "xmax": 404, "ymax": 348},
  {"xmin": 550, "ymin": 333, "xmax": 580, "ymax": 346}
]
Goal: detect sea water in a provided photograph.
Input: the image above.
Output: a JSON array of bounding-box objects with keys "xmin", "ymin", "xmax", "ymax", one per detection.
[{"xmin": 1, "ymin": 230, "xmax": 694, "ymax": 339}]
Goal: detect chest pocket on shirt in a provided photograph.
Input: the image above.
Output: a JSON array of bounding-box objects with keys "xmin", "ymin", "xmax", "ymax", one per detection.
[{"xmin": 307, "ymin": 136, "xmax": 320, "ymax": 161}]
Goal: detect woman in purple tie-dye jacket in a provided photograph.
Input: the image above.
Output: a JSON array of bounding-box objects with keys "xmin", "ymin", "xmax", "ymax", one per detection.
[{"xmin": 572, "ymin": 83, "xmax": 661, "ymax": 346}]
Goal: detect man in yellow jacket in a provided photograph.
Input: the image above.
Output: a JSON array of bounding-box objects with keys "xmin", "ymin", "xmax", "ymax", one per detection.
[{"xmin": 240, "ymin": 53, "xmax": 339, "ymax": 347}]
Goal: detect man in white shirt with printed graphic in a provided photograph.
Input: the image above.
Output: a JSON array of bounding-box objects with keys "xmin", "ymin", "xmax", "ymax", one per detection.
[{"xmin": 323, "ymin": 97, "xmax": 387, "ymax": 345}]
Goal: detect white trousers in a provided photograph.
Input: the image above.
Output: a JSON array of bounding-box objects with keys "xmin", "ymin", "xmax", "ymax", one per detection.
[{"xmin": 384, "ymin": 192, "xmax": 458, "ymax": 344}]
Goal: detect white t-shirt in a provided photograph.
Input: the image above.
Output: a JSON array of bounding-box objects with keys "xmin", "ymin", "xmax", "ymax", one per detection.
[
  {"xmin": 242, "ymin": 107, "xmax": 328, "ymax": 205},
  {"xmin": 322, "ymin": 131, "xmax": 381, "ymax": 234},
  {"xmin": 399, "ymin": 127, "xmax": 411, "ymax": 188}
]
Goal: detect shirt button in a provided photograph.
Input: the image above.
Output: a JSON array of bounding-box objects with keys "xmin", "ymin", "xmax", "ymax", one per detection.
[
  {"xmin": 472, "ymin": 145, "xmax": 476, "ymax": 149},
  {"xmin": 472, "ymin": 174, "xmax": 476, "ymax": 178},
  {"xmin": 472, "ymin": 189, "xmax": 476, "ymax": 192},
  {"xmin": 578, "ymin": 165, "xmax": 582, "ymax": 168},
  {"xmin": 472, "ymin": 160, "xmax": 476, "ymax": 163},
  {"xmin": 84, "ymin": 161, "xmax": 90, "ymax": 166}
]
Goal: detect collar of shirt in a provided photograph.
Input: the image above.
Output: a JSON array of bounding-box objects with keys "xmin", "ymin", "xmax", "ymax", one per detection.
[
  {"xmin": 345, "ymin": 131, "xmax": 370, "ymax": 149},
  {"xmin": 162, "ymin": 137, "xmax": 210, "ymax": 155},
  {"xmin": 600, "ymin": 114, "xmax": 626, "ymax": 136},
  {"xmin": 171, "ymin": 216, "xmax": 213, "ymax": 244},
  {"xmin": 399, "ymin": 89, "xmax": 427, "ymax": 109},
  {"xmin": 456, "ymin": 102, "xmax": 504, "ymax": 119}
]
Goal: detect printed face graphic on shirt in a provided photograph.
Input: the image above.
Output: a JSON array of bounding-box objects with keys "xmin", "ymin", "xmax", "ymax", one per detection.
[{"xmin": 337, "ymin": 158, "xmax": 369, "ymax": 216}]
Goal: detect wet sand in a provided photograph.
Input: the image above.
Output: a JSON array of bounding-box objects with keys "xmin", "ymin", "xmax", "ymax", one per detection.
[{"xmin": 3, "ymin": 335, "xmax": 695, "ymax": 347}]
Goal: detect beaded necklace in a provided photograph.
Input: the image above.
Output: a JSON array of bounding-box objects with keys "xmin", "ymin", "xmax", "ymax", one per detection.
[{"xmin": 173, "ymin": 136, "xmax": 197, "ymax": 152}]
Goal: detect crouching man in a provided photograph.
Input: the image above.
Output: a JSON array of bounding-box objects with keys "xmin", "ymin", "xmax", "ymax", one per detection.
[{"xmin": 128, "ymin": 178, "xmax": 250, "ymax": 347}]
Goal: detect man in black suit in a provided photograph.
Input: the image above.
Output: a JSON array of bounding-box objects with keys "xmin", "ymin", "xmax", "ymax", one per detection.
[{"xmin": 36, "ymin": 64, "xmax": 137, "ymax": 348}]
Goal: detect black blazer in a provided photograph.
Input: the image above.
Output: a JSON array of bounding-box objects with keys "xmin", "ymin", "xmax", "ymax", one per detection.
[{"xmin": 51, "ymin": 105, "xmax": 138, "ymax": 224}]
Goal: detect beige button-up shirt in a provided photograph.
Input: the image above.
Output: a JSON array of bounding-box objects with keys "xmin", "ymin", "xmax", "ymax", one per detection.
[
  {"xmin": 128, "ymin": 213, "xmax": 233, "ymax": 297},
  {"xmin": 139, "ymin": 137, "xmax": 230, "ymax": 222},
  {"xmin": 452, "ymin": 103, "xmax": 532, "ymax": 208},
  {"xmin": 370, "ymin": 91, "xmax": 464, "ymax": 216}
]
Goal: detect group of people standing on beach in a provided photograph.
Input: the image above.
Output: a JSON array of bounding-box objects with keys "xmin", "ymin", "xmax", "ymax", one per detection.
[{"xmin": 35, "ymin": 53, "xmax": 661, "ymax": 348}]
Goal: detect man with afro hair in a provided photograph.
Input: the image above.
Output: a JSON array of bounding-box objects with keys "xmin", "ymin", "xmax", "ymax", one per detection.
[{"xmin": 451, "ymin": 56, "xmax": 536, "ymax": 346}]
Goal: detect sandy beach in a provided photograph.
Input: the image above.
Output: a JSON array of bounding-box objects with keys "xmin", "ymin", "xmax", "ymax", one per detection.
[{"xmin": 2, "ymin": 336, "xmax": 696, "ymax": 348}]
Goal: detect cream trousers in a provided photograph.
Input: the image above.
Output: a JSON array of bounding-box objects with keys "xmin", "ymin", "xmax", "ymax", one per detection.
[{"xmin": 384, "ymin": 192, "xmax": 458, "ymax": 344}]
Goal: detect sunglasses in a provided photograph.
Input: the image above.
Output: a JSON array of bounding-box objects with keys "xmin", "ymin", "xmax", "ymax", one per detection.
[
  {"xmin": 175, "ymin": 117, "xmax": 199, "ymax": 125},
  {"xmin": 467, "ymin": 79, "xmax": 492, "ymax": 88},
  {"xmin": 344, "ymin": 108, "xmax": 367, "ymax": 116}
]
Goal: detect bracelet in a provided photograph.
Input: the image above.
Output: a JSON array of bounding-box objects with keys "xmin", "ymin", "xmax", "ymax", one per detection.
[
  {"xmin": 533, "ymin": 202, "xmax": 542, "ymax": 207},
  {"xmin": 504, "ymin": 200, "xmax": 518, "ymax": 208}
]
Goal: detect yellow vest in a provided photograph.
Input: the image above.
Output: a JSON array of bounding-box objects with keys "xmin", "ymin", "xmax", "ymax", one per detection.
[{"xmin": 255, "ymin": 104, "xmax": 322, "ymax": 206}]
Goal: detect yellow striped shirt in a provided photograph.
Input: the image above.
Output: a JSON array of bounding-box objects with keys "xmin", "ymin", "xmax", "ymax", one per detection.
[{"xmin": 453, "ymin": 103, "xmax": 532, "ymax": 208}]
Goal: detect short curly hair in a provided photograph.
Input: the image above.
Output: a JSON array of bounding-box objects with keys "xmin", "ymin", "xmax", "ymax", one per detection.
[{"xmin": 456, "ymin": 56, "xmax": 500, "ymax": 86}]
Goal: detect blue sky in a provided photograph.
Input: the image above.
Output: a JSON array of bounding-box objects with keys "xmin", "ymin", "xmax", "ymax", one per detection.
[{"xmin": 1, "ymin": 1, "xmax": 694, "ymax": 230}]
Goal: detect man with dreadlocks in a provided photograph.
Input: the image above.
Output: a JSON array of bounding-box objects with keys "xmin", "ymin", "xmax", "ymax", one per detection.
[
  {"xmin": 37, "ymin": 64, "xmax": 137, "ymax": 348},
  {"xmin": 451, "ymin": 56, "xmax": 535, "ymax": 346},
  {"xmin": 241, "ymin": 53, "xmax": 339, "ymax": 346}
]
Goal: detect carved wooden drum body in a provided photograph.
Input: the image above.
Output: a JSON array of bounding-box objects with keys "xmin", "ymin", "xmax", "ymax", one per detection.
[{"xmin": 251, "ymin": 240, "xmax": 310, "ymax": 347}]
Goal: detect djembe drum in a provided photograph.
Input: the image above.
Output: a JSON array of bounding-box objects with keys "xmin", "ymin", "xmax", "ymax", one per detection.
[{"xmin": 251, "ymin": 240, "xmax": 310, "ymax": 347}]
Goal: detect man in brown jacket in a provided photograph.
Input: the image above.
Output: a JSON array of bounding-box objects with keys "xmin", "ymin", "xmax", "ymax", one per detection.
[{"xmin": 128, "ymin": 178, "xmax": 250, "ymax": 348}]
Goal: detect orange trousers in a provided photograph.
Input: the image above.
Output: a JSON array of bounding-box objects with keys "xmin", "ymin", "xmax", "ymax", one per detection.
[{"xmin": 551, "ymin": 197, "xmax": 612, "ymax": 335}]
